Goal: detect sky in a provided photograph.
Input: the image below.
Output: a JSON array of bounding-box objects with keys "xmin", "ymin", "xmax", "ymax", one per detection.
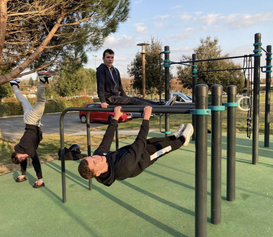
[{"xmin": 85, "ymin": 0, "xmax": 273, "ymax": 78}]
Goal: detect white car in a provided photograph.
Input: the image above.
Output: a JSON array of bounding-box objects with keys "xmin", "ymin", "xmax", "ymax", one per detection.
[{"xmin": 171, "ymin": 92, "xmax": 192, "ymax": 103}]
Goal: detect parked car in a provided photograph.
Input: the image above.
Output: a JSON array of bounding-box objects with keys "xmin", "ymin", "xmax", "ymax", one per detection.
[
  {"xmin": 79, "ymin": 103, "xmax": 132, "ymax": 123},
  {"xmin": 171, "ymin": 92, "xmax": 192, "ymax": 104}
]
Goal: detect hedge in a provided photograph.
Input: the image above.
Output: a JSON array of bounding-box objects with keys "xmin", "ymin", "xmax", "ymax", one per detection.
[{"xmin": 0, "ymin": 96, "xmax": 94, "ymax": 117}]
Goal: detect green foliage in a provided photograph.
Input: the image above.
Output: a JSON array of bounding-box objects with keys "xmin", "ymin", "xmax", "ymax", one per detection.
[
  {"xmin": 1, "ymin": 92, "xmax": 93, "ymax": 116},
  {"xmin": 128, "ymin": 37, "xmax": 167, "ymax": 96},
  {"xmin": 56, "ymin": 66, "xmax": 97, "ymax": 97},
  {"xmin": 0, "ymin": 104, "xmax": 11, "ymax": 117},
  {"xmin": 70, "ymin": 96, "xmax": 93, "ymax": 107},
  {"xmin": 45, "ymin": 98, "xmax": 71, "ymax": 113},
  {"xmin": 177, "ymin": 36, "xmax": 245, "ymax": 93},
  {"xmin": 5, "ymin": 101, "xmax": 23, "ymax": 116},
  {"xmin": 28, "ymin": 78, "xmax": 34, "ymax": 87},
  {"xmin": 1, "ymin": 0, "xmax": 130, "ymax": 85},
  {"xmin": 0, "ymin": 84, "xmax": 13, "ymax": 103}
]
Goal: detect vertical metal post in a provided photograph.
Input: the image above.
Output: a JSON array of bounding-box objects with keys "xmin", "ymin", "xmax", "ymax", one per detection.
[
  {"xmin": 192, "ymin": 54, "xmax": 197, "ymax": 141},
  {"xmin": 227, "ymin": 85, "xmax": 237, "ymax": 201},
  {"xmin": 195, "ymin": 84, "xmax": 208, "ymax": 237},
  {"xmin": 137, "ymin": 43, "xmax": 149, "ymax": 99},
  {"xmin": 86, "ymin": 111, "xmax": 92, "ymax": 190},
  {"xmin": 164, "ymin": 46, "xmax": 170, "ymax": 136},
  {"xmin": 116, "ymin": 126, "xmax": 119, "ymax": 150},
  {"xmin": 252, "ymin": 33, "xmax": 261, "ymax": 164},
  {"xmin": 211, "ymin": 84, "xmax": 223, "ymax": 225},
  {"xmin": 141, "ymin": 53, "xmax": 146, "ymax": 99},
  {"xmin": 60, "ymin": 112, "xmax": 66, "ymax": 203},
  {"xmin": 159, "ymin": 52, "xmax": 163, "ymax": 104},
  {"xmin": 264, "ymin": 45, "xmax": 271, "ymax": 147}
]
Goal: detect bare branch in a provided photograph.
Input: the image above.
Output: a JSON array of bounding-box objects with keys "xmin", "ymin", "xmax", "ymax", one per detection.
[
  {"xmin": 45, "ymin": 41, "xmax": 77, "ymax": 49},
  {"xmin": 16, "ymin": 53, "xmax": 59, "ymax": 78}
]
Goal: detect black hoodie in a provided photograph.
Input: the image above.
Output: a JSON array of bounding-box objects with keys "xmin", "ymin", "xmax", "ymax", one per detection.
[
  {"xmin": 14, "ymin": 124, "xmax": 43, "ymax": 178},
  {"xmin": 95, "ymin": 119, "xmax": 151, "ymax": 186},
  {"xmin": 96, "ymin": 63, "xmax": 126, "ymax": 103}
]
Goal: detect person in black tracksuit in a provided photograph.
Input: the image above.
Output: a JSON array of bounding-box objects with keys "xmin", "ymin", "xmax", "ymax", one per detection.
[
  {"xmin": 10, "ymin": 75, "xmax": 52, "ymax": 188},
  {"xmin": 78, "ymin": 106, "xmax": 193, "ymax": 186},
  {"xmin": 96, "ymin": 49, "xmax": 175, "ymax": 109},
  {"xmin": 13, "ymin": 125, "xmax": 43, "ymax": 182}
]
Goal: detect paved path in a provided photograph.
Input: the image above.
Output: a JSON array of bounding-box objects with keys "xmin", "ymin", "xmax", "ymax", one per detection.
[
  {"xmin": 0, "ymin": 112, "xmax": 157, "ymax": 140},
  {"xmin": 0, "ymin": 112, "xmax": 102, "ymax": 140}
]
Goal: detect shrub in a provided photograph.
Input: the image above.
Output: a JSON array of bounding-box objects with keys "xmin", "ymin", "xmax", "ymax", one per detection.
[
  {"xmin": 93, "ymin": 98, "xmax": 100, "ymax": 102},
  {"xmin": 44, "ymin": 100, "xmax": 58, "ymax": 113},
  {"xmin": 0, "ymin": 96, "xmax": 94, "ymax": 117},
  {"xmin": 4, "ymin": 97, "xmax": 17, "ymax": 103},
  {"xmin": 0, "ymin": 104, "xmax": 11, "ymax": 117},
  {"xmin": 28, "ymin": 97, "xmax": 37, "ymax": 107},
  {"xmin": 70, "ymin": 96, "xmax": 93, "ymax": 107},
  {"xmin": 5, "ymin": 101, "xmax": 23, "ymax": 115}
]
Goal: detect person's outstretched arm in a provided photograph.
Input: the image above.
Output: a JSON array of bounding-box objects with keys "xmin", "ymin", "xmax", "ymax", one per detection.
[
  {"xmin": 93, "ymin": 106, "xmax": 123, "ymax": 155},
  {"xmin": 115, "ymin": 106, "xmax": 153, "ymax": 173}
]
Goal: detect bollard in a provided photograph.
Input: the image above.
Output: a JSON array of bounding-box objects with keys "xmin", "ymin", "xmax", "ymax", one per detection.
[
  {"xmin": 252, "ymin": 33, "xmax": 261, "ymax": 164},
  {"xmin": 192, "ymin": 53, "xmax": 197, "ymax": 141},
  {"xmin": 264, "ymin": 45, "xmax": 272, "ymax": 147},
  {"xmin": 164, "ymin": 46, "xmax": 170, "ymax": 136},
  {"xmin": 226, "ymin": 85, "xmax": 237, "ymax": 201},
  {"xmin": 86, "ymin": 111, "xmax": 92, "ymax": 190},
  {"xmin": 194, "ymin": 84, "xmax": 209, "ymax": 237},
  {"xmin": 210, "ymin": 85, "xmax": 223, "ymax": 224}
]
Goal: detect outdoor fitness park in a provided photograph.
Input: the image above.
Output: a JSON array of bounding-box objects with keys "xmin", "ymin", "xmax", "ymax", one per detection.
[{"xmin": 1, "ymin": 33, "xmax": 272, "ymax": 237}]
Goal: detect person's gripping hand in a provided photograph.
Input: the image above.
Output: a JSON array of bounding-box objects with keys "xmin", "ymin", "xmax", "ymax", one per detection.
[
  {"xmin": 113, "ymin": 106, "xmax": 123, "ymax": 121},
  {"xmin": 143, "ymin": 106, "xmax": 152, "ymax": 120},
  {"xmin": 101, "ymin": 102, "xmax": 109, "ymax": 108}
]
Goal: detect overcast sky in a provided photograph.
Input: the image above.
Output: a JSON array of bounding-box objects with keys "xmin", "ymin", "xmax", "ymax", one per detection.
[{"xmin": 85, "ymin": 0, "xmax": 273, "ymax": 78}]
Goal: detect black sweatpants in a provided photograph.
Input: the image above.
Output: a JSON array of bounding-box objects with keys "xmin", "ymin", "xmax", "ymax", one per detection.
[
  {"xmin": 106, "ymin": 95, "xmax": 162, "ymax": 106},
  {"xmin": 145, "ymin": 135, "xmax": 185, "ymax": 166}
]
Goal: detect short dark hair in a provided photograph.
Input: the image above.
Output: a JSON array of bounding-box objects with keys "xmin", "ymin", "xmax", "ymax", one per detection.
[
  {"xmin": 11, "ymin": 152, "xmax": 20, "ymax": 164},
  {"xmin": 78, "ymin": 159, "xmax": 95, "ymax": 179},
  {"xmin": 103, "ymin": 49, "xmax": 114, "ymax": 58}
]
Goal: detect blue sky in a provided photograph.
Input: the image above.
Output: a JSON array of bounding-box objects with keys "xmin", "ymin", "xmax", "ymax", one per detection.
[{"xmin": 86, "ymin": 0, "xmax": 273, "ymax": 78}]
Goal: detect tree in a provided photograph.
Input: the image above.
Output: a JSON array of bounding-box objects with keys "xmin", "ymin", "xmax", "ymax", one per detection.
[
  {"xmin": 127, "ymin": 37, "xmax": 168, "ymax": 98},
  {"xmin": 28, "ymin": 77, "xmax": 34, "ymax": 87},
  {"xmin": 177, "ymin": 36, "xmax": 244, "ymax": 93},
  {"xmin": 0, "ymin": 83, "xmax": 13, "ymax": 104},
  {"xmin": 76, "ymin": 67, "xmax": 97, "ymax": 96},
  {"xmin": 0, "ymin": 0, "xmax": 130, "ymax": 85},
  {"xmin": 56, "ymin": 66, "xmax": 96, "ymax": 97}
]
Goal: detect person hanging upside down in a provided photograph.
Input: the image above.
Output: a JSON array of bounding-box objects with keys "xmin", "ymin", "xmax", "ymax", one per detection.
[
  {"xmin": 78, "ymin": 106, "xmax": 194, "ymax": 186},
  {"xmin": 10, "ymin": 72, "xmax": 54, "ymax": 188}
]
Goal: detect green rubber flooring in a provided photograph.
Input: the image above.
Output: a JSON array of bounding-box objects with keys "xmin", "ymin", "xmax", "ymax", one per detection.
[{"xmin": 0, "ymin": 132, "xmax": 272, "ymax": 237}]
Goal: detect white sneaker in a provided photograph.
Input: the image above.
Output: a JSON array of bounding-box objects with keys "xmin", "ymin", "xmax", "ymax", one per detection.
[
  {"xmin": 9, "ymin": 79, "xmax": 20, "ymax": 88},
  {"xmin": 180, "ymin": 124, "xmax": 194, "ymax": 146},
  {"xmin": 173, "ymin": 124, "xmax": 185, "ymax": 137},
  {"xmin": 38, "ymin": 71, "xmax": 56, "ymax": 84},
  {"xmin": 165, "ymin": 96, "xmax": 176, "ymax": 106},
  {"xmin": 37, "ymin": 71, "xmax": 56, "ymax": 76},
  {"xmin": 39, "ymin": 76, "xmax": 49, "ymax": 84}
]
